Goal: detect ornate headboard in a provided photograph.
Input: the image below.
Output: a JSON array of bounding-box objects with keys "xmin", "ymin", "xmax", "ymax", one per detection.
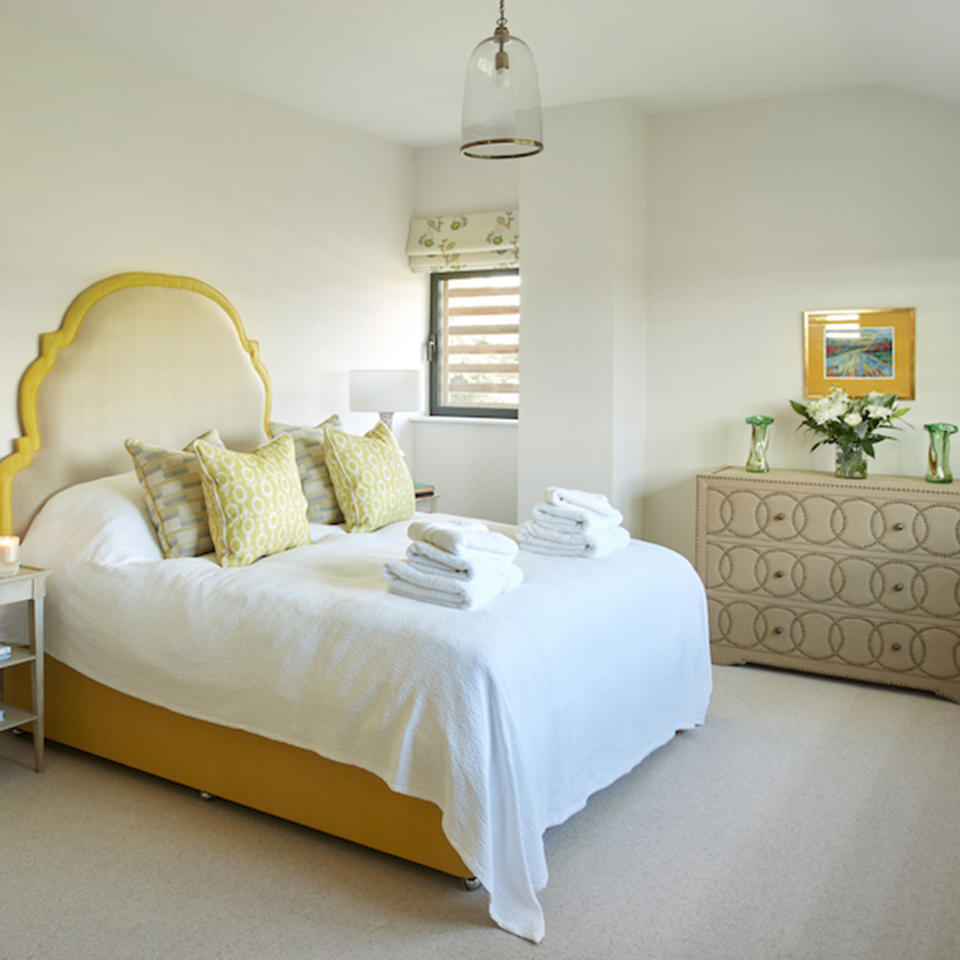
[{"xmin": 0, "ymin": 272, "xmax": 273, "ymax": 536}]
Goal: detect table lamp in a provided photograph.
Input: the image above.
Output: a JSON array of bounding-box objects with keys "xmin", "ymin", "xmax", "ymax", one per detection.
[{"xmin": 348, "ymin": 370, "xmax": 421, "ymax": 431}]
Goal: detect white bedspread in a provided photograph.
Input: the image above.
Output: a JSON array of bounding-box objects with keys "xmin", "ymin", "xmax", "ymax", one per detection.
[{"xmin": 22, "ymin": 473, "xmax": 712, "ymax": 942}]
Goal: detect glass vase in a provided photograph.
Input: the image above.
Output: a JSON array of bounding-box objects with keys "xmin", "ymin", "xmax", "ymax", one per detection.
[
  {"xmin": 745, "ymin": 416, "xmax": 774, "ymax": 473},
  {"xmin": 924, "ymin": 423, "xmax": 957, "ymax": 484},
  {"xmin": 835, "ymin": 444, "xmax": 867, "ymax": 479}
]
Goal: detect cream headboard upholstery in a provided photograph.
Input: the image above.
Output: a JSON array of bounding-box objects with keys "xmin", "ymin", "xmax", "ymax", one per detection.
[{"xmin": 1, "ymin": 273, "xmax": 272, "ymax": 537}]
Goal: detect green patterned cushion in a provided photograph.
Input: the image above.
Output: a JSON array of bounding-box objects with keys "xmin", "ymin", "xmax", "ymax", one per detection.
[
  {"xmin": 194, "ymin": 434, "xmax": 310, "ymax": 567},
  {"xmin": 324, "ymin": 420, "xmax": 415, "ymax": 534},
  {"xmin": 125, "ymin": 429, "xmax": 224, "ymax": 558},
  {"xmin": 267, "ymin": 415, "xmax": 344, "ymax": 524}
]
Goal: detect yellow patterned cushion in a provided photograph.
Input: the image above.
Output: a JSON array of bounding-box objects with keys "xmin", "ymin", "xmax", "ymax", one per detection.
[
  {"xmin": 267, "ymin": 415, "xmax": 344, "ymax": 524},
  {"xmin": 194, "ymin": 434, "xmax": 310, "ymax": 567},
  {"xmin": 324, "ymin": 420, "xmax": 415, "ymax": 533},
  {"xmin": 125, "ymin": 429, "xmax": 224, "ymax": 558}
]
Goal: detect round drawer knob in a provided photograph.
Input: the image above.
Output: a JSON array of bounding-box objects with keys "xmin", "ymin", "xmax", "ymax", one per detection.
[
  {"xmin": 773, "ymin": 626, "xmax": 784, "ymax": 635},
  {"xmin": 892, "ymin": 583, "xmax": 904, "ymax": 592},
  {"xmin": 773, "ymin": 570, "xmax": 785, "ymax": 579},
  {"xmin": 892, "ymin": 522, "xmax": 905, "ymax": 531},
  {"xmin": 891, "ymin": 642, "xmax": 902, "ymax": 652}
]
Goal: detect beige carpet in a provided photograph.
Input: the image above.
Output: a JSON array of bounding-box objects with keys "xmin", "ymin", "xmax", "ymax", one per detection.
[{"xmin": 2, "ymin": 665, "xmax": 958, "ymax": 960}]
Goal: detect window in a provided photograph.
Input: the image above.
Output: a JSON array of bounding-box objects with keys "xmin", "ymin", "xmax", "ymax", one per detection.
[{"xmin": 428, "ymin": 269, "xmax": 520, "ymax": 418}]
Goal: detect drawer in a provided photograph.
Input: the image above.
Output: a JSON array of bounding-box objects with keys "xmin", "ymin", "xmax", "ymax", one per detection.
[
  {"xmin": 703, "ymin": 542, "xmax": 960, "ymax": 619},
  {"xmin": 702, "ymin": 485, "xmax": 960, "ymax": 558},
  {"xmin": 707, "ymin": 596, "xmax": 960, "ymax": 682}
]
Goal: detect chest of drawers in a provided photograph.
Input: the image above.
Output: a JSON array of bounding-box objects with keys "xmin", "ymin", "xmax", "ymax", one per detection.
[{"xmin": 695, "ymin": 467, "xmax": 960, "ymax": 702}]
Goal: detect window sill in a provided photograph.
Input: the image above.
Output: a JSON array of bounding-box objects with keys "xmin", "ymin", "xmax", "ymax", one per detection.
[{"xmin": 409, "ymin": 415, "xmax": 518, "ymax": 427}]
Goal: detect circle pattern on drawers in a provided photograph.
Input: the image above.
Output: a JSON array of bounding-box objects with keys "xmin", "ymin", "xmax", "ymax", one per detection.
[
  {"xmin": 698, "ymin": 470, "xmax": 960, "ymax": 702},
  {"xmin": 705, "ymin": 543, "xmax": 960, "ymax": 619},
  {"xmin": 707, "ymin": 487, "xmax": 960, "ymax": 557},
  {"xmin": 707, "ymin": 597, "xmax": 960, "ymax": 681}
]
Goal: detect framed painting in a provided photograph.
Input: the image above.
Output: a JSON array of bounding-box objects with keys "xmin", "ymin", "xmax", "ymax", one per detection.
[{"xmin": 803, "ymin": 307, "xmax": 915, "ymax": 399}]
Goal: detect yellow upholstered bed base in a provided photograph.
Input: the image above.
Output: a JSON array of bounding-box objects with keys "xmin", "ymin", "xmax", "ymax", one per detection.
[
  {"xmin": 5, "ymin": 656, "xmax": 468, "ymax": 877},
  {"xmin": 0, "ymin": 272, "xmax": 468, "ymax": 883}
]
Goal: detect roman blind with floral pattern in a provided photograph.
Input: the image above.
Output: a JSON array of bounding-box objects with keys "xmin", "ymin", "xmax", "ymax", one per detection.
[{"xmin": 406, "ymin": 210, "xmax": 519, "ymax": 273}]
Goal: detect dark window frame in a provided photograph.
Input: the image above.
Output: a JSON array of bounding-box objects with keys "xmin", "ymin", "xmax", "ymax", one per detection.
[{"xmin": 428, "ymin": 268, "xmax": 520, "ymax": 420}]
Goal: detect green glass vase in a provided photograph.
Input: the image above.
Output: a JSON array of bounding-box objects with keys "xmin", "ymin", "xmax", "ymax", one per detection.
[
  {"xmin": 924, "ymin": 422, "xmax": 957, "ymax": 484},
  {"xmin": 835, "ymin": 443, "xmax": 867, "ymax": 479},
  {"xmin": 745, "ymin": 416, "xmax": 774, "ymax": 473}
]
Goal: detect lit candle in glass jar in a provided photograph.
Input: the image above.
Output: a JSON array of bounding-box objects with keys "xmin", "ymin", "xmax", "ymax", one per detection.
[{"xmin": 0, "ymin": 535, "xmax": 19, "ymax": 576}]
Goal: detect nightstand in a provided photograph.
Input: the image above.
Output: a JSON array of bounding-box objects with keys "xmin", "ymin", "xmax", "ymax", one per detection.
[
  {"xmin": 414, "ymin": 482, "xmax": 440, "ymax": 513},
  {"xmin": 0, "ymin": 566, "xmax": 48, "ymax": 771}
]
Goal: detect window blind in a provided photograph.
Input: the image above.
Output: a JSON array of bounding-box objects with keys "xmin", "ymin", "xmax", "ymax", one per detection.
[
  {"xmin": 407, "ymin": 210, "xmax": 519, "ymax": 273},
  {"xmin": 433, "ymin": 272, "xmax": 520, "ymax": 413}
]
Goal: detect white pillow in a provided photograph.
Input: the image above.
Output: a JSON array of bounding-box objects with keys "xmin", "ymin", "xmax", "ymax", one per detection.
[{"xmin": 20, "ymin": 472, "xmax": 165, "ymax": 569}]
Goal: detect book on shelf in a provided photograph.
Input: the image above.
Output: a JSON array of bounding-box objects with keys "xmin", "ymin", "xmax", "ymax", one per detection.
[
  {"xmin": 0, "ymin": 643, "xmax": 12, "ymax": 660},
  {"xmin": 0, "ymin": 707, "xmax": 5, "ymax": 722},
  {"xmin": 413, "ymin": 482, "xmax": 435, "ymax": 499}
]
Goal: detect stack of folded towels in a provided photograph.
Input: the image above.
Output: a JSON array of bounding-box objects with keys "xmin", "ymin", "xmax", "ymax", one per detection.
[
  {"xmin": 517, "ymin": 486, "xmax": 630, "ymax": 558},
  {"xmin": 382, "ymin": 518, "xmax": 523, "ymax": 610}
]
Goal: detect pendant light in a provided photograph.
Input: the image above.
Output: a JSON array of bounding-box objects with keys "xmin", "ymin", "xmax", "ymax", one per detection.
[{"xmin": 460, "ymin": 0, "xmax": 544, "ymax": 159}]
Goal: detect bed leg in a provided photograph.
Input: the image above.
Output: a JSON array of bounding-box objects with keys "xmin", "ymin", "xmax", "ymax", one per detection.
[
  {"xmin": 462, "ymin": 877, "xmax": 481, "ymax": 891},
  {"xmin": 199, "ymin": 790, "xmax": 216, "ymax": 801}
]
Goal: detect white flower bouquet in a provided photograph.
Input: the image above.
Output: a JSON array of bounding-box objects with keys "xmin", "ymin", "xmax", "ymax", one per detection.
[{"xmin": 790, "ymin": 388, "xmax": 909, "ymax": 477}]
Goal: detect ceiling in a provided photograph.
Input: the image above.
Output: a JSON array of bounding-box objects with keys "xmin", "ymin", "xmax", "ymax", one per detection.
[{"xmin": 3, "ymin": 0, "xmax": 958, "ymax": 146}]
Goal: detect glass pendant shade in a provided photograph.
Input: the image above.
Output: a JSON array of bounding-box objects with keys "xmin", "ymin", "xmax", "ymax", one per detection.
[{"xmin": 461, "ymin": 31, "xmax": 543, "ymax": 159}]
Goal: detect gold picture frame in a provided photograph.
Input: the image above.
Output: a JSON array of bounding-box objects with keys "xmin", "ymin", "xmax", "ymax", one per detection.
[{"xmin": 803, "ymin": 307, "xmax": 915, "ymax": 400}]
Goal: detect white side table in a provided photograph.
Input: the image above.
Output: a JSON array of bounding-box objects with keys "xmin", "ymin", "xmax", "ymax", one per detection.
[{"xmin": 0, "ymin": 566, "xmax": 48, "ymax": 771}]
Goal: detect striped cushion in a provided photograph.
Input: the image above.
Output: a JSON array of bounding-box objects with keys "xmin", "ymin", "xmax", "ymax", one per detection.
[
  {"xmin": 268, "ymin": 416, "xmax": 344, "ymax": 524},
  {"xmin": 125, "ymin": 429, "xmax": 224, "ymax": 558}
]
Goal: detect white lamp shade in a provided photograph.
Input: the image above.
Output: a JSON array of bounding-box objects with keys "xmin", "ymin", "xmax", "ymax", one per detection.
[
  {"xmin": 461, "ymin": 32, "xmax": 543, "ymax": 159},
  {"xmin": 348, "ymin": 369, "xmax": 422, "ymax": 414}
]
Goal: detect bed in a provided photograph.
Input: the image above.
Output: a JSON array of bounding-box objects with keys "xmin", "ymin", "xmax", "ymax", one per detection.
[{"xmin": 0, "ymin": 272, "xmax": 712, "ymax": 942}]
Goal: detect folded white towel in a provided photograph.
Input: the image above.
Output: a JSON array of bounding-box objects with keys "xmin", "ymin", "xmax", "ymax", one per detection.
[
  {"xmin": 407, "ymin": 541, "xmax": 514, "ymax": 581},
  {"xmin": 383, "ymin": 559, "xmax": 523, "ymax": 609},
  {"xmin": 544, "ymin": 487, "xmax": 619, "ymax": 518},
  {"xmin": 532, "ymin": 502, "xmax": 624, "ymax": 533},
  {"xmin": 517, "ymin": 522, "xmax": 630, "ymax": 558},
  {"xmin": 407, "ymin": 520, "xmax": 518, "ymax": 560}
]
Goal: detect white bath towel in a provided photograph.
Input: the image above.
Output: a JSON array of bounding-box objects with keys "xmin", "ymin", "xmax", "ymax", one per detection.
[
  {"xmin": 544, "ymin": 487, "xmax": 619, "ymax": 518},
  {"xmin": 532, "ymin": 502, "xmax": 624, "ymax": 533},
  {"xmin": 383, "ymin": 559, "xmax": 523, "ymax": 609},
  {"xmin": 408, "ymin": 520, "xmax": 518, "ymax": 560},
  {"xmin": 517, "ymin": 521, "xmax": 630, "ymax": 558},
  {"xmin": 407, "ymin": 541, "xmax": 514, "ymax": 581}
]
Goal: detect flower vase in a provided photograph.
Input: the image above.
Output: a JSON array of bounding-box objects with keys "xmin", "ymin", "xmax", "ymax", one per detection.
[
  {"xmin": 835, "ymin": 443, "xmax": 867, "ymax": 479},
  {"xmin": 745, "ymin": 416, "xmax": 774, "ymax": 473},
  {"xmin": 924, "ymin": 423, "xmax": 957, "ymax": 484}
]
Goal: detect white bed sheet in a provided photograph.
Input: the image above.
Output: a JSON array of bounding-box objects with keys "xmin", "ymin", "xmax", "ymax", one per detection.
[{"xmin": 22, "ymin": 473, "xmax": 712, "ymax": 942}]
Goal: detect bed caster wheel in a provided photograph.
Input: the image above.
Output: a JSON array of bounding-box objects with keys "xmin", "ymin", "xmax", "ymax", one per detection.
[
  {"xmin": 199, "ymin": 790, "xmax": 216, "ymax": 801},
  {"xmin": 462, "ymin": 876, "xmax": 481, "ymax": 892}
]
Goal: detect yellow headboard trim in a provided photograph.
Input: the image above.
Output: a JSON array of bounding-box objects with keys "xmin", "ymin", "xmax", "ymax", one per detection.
[{"xmin": 0, "ymin": 272, "xmax": 273, "ymax": 535}]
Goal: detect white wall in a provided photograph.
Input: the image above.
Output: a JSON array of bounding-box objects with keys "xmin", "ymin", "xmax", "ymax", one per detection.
[
  {"xmin": 518, "ymin": 100, "xmax": 648, "ymax": 530},
  {"xmin": 0, "ymin": 17, "xmax": 422, "ymax": 460},
  {"xmin": 409, "ymin": 143, "xmax": 520, "ymax": 522},
  {"xmin": 644, "ymin": 88, "xmax": 960, "ymax": 560}
]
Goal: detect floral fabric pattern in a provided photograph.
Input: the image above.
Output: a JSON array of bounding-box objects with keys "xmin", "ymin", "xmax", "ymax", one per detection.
[{"xmin": 406, "ymin": 210, "xmax": 519, "ymax": 273}]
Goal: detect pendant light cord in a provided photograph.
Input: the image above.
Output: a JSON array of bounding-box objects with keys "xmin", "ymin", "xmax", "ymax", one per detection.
[{"xmin": 497, "ymin": 0, "xmax": 507, "ymax": 30}]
